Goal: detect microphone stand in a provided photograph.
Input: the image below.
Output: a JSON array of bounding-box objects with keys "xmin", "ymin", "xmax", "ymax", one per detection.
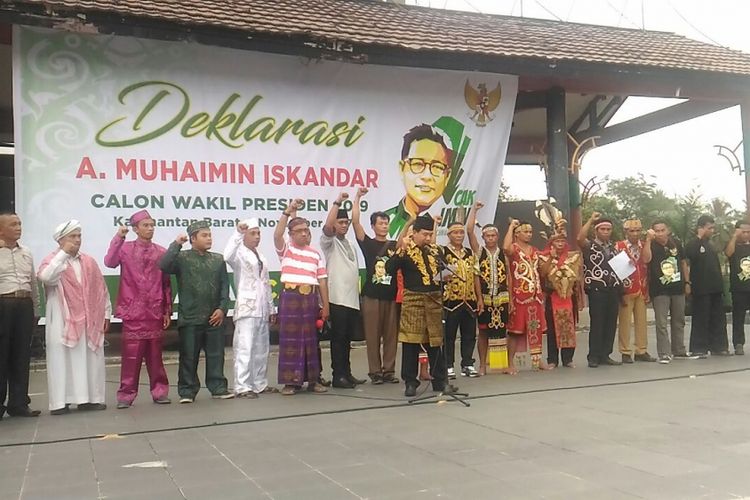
[{"xmin": 408, "ymin": 246, "xmax": 470, "ymax": 407}]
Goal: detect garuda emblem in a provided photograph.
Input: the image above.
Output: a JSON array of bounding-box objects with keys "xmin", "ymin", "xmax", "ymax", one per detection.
[{"xmin": 464, "ymin": 80, "xmax": 502, "ymax": 126}]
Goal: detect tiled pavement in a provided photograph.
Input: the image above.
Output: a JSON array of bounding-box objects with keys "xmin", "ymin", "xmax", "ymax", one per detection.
[{"xmin": 3, "ymin": 321, "xmax": 750, "ymax": 499}]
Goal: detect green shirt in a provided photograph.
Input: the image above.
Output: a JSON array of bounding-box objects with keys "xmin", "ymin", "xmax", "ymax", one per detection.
[{"xmin": 159, "ymin": 243, "xmax": 230, "ymax": 326}]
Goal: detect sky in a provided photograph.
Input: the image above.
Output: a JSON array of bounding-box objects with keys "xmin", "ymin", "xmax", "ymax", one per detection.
[{"xmin": 408, "ymin": 0, "xmax": 750, "ymax": 209}]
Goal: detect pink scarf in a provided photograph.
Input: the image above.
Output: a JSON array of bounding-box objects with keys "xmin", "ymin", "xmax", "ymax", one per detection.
[{"xmin": 40, "ymin": 251, "xmax": 108, "ymax": 350}]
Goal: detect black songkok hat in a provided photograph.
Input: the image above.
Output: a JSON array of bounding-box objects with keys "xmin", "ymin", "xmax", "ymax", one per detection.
[
  {"xmin": 336, "ymin": 209, "xmax": 349, "ymax": 220},
  {"xmin": 413, "ymin": 214, "xmax": 434, "ymax": 231}
]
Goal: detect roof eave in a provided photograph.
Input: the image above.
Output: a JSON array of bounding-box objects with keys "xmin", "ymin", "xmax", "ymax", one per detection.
[{"xmin": 1, "ymin": 5, "xmax": 749, "ymax": 102}]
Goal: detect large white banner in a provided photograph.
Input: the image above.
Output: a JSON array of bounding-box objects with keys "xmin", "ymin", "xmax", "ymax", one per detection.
[{"xmin": 13, "ymin": 26, "xmax": 517, "ymax": 277}]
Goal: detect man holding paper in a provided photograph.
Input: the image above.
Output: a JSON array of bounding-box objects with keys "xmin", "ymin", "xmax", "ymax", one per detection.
[
  {"xmin": 615, "ymin": 219, "xmax": 656, "ymax": 363},
  {"xmin": 577, "ymin": 212, "xmax": 623, "ymax": 368}
]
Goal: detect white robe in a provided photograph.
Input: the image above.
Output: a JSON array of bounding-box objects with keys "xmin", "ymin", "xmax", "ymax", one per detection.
[
  {"xmin": 38, "ymin": 250, "xmax": 111, "ymax": 411},
  {"xmin": 223, "ymin": 233, "xmax": 273, "ymax": 393}
]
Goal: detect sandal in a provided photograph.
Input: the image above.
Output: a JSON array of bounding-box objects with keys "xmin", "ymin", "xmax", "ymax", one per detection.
[
  {"xmin": 260, "ymin": 386, "xmax": 280, "ymax": 394},
  {"xmin": 281, "ymin": 385, "xmax": 297, "ymax": 396},
  {"xmin": 237, "ymin": 391, "xmax": 258, "ymax": 399},
  {"xmin": 308, "ymin": 383, "xmax": 328, "ymax": 393}
]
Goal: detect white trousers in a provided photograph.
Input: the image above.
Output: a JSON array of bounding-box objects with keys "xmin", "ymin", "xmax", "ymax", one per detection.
[
  {"xmin": 233, "ymin": 317, "xmax": 270, "ymax": 394},
  {"xmin": 45, "ymin": 334, "xmax": 106, "ymax": 411}
]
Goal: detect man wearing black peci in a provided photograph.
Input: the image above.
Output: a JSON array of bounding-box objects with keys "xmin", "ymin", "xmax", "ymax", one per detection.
[{"xmin": 388, "ymin": 214, "xmax": 458, "ymax": 397}]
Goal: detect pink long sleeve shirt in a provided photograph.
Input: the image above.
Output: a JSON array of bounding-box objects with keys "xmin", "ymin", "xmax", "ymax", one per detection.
[{"xmin": 104, "ymin": 235, "xmax": 172, "ymax": 340}]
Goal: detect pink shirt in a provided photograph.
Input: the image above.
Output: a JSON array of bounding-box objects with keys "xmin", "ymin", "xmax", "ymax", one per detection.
[
  {"xmin": 104, "ymin": 236, "xmax": 172, "ymax": 339},
  {"xmin": 276, "ymin": 242, "xmax": 327, "ymax": 285}
]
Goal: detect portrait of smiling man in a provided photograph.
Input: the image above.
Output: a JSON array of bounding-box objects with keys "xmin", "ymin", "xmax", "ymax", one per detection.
[{"xmin": 385, "ymin": 124, "xmax": 452, "ymax": 237}]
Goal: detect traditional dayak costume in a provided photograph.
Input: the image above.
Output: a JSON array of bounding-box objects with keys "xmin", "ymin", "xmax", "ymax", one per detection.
[
  {"xmin": 276, "ymin": 218, "xmax": 328, "ymax": 389},
  {"xmin": 38, "ymin": 220, "xmax": 111, "ymax": 413},
  {"xmin": 159, "ymin": 220, "xmax": 231, "ymax": 402},
  {"xmin": 539, "ymin": 228, "xmax": 582, "ymax": 367},
  {"xmin": 582, "ymin": 219, "xmax": 622, "ymax": 365},
  {"xmin": 442, "ymin": 225, "xmax": 479, "ymax": 377},
  {"xmin": 476, "ymin": 229, "xmax": 510, "ymax": 371},
  {"xmin": 507, "ymin": 228, "xmax": 547, "ymax": 369},
  {"xmin": 104, "ymin": 210, "xmax": 172, "ymax": 407},
  {"xmin": 223, "ymin": 218, "xmax": 274, "ymax": 396}
]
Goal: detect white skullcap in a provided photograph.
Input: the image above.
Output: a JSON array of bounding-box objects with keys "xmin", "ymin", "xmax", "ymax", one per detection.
[
  {"xmin": 243, "ymin": 218, "xmax": 260, "ymax": 229},
  {"xmin": 53, "ymin": 219, "xmax": 82, "ymax": 241}
]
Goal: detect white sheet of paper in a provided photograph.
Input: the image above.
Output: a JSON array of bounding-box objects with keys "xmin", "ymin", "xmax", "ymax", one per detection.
[{"xmin": 608, "ymin": 251, "xmax": 637, "ymax": 281}]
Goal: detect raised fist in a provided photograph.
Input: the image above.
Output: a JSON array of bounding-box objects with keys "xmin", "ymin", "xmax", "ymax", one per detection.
[
  {"xmin": 175, "ymin": 234, "xmax": 188, "ymax": 245},
  {"xmin": 646, "ymin": 229, "xmax": 656, "ymax": 240},
  {"xmin": 117, "ymin": 226, "xmax": 129, "ymax": 238},
  {"xmin": 510, "ymin": 219, "xmax": 520, "ymax": 228},
  {"xmin": 590, "ymin": 212, "xmax": 602, "ymax": 222},
  {"xmin": 474, "ymin": 201, "xmax": 484, "ymax": 210},
  {"xmin": 237, "ymin": 222, "xmax": 248, "ymax": 233},
  {"xmin": 356, "ymin": 187, "xmax": 368, "ymax": 198}
]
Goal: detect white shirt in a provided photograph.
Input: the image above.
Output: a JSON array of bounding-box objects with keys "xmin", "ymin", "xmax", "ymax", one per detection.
[
  {"xmin": 320, "ymin": 233, "xmax": 360, "ymax": 310},
  {"xmin": 224, "ymin": 232, "xmax": 274, "ymax": 320}
]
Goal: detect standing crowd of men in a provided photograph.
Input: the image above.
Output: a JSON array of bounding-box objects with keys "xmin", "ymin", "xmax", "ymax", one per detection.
[{"xmin": 0, "ymin": 194, "xmax": 748, "ymax": 416}]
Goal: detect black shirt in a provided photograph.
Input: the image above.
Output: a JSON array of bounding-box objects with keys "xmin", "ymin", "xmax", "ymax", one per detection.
[
  {"xmin": 357, "ymin": 235, "xmax": 397, "ymax": 300},
  {"xmin": 388, "ymin": 243, "xmax": 441, "ymax": 293},
  {"xmin": 648, "ymin": 238, "xmax": 686, "ymax": 296},
  {"xmin": 729, "ymin": 242, "xmax": 750, "ymax": 292},
  {"xmin": 581, "ymin": 239, "xmax": 621, "ymax": 291},
  {"xmin": 685, "ymin": 237, "xmax": 723, "ymax": 295}
]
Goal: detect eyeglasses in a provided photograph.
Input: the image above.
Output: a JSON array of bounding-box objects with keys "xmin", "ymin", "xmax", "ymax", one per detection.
[{"xmin": 404, "ymin": 158, "xmax": 449, "ymax": 176}]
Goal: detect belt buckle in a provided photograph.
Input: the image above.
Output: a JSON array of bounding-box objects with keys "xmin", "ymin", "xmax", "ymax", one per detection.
[{"xmin": 298, "ymin": 284, "xmax": 312, "ymax": 295}]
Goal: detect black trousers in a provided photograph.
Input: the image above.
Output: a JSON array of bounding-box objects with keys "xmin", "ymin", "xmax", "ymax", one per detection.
[
  {"xmin": 0, "ymin": 297, "xmax": 34, "ymax": 415},
  {"xmin": 444, "ymin": 304, "xmax": 477, "ymax": 369},
  {"xmin": 545, "ymin": 297, "xmax": 574, "ymax": 365},
  {"xmin": 401, "ymin": 342, "xmax": 447, "ymax": 391},
  {"xmin": 329, "ymin": 303, "xmax": 359, "ymax": 380},
  {"xmin": 587, "ymin": 289, "xmax": 619, "ymax": 363},
  {"xmin": 690, "ymin": 293, "xmax": 728, "ymax": 354},
  {"xmin": 731, "ymin": 291, "xmax": 750, "ymax": 347}
]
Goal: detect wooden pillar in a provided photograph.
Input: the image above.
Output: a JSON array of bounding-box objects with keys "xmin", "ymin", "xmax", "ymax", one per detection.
[
  {"xmin": 742, "ymin": 103, "xmax": 750, "ymax": 215},
  {"xmin": 546, "ymin": 86, "xmax": 570, "ymax": 219}
]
